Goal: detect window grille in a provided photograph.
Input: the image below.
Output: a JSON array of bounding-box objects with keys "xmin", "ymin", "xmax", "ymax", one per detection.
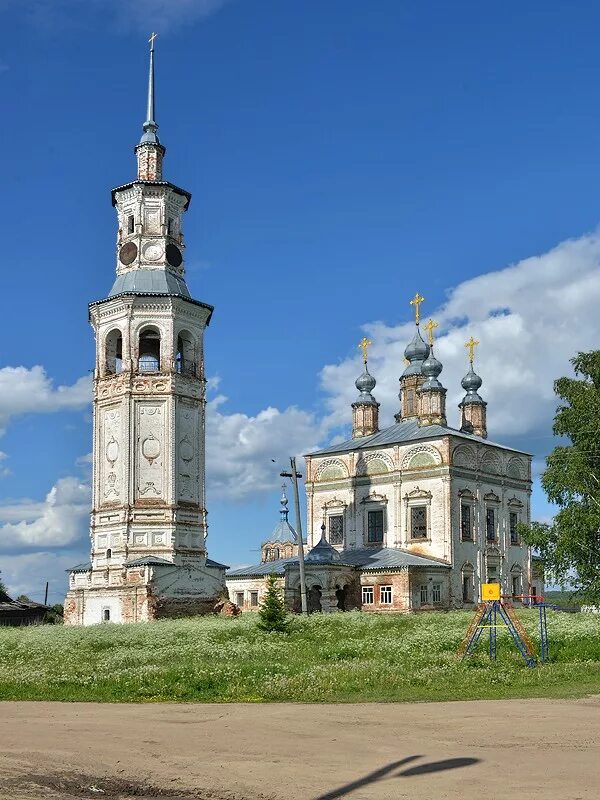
[
  {"xmin": 250, "ymin": 591, "xmax": 259, "ymax": 608},
  {"xmin": 411, "ymin": 505, "xmax": 427, "ymax": 539},
  {"xmin": 420, "ymin": 584, "xmax": 428, "ymax": 604},
  {"xmin": 328, "ymin": 515, "xmax": 344, "ymax": 545},
  {"xmin": 486, "ymin": 508, "xmax": 496, "ymax": 541},
  {"xmin": 510, "ymin": 512, "xmax": 519, "ymax": 544},
  {"xmin": 432, "ymin": 583, "xmax": 441, "ymax": 603},
  {"xmin": 367, "ymin": 510, "xmax": 384, "ymax": 543},
  {"xmin": 461, "ymin": 503, "xmax": 472, "ymax": 540}
]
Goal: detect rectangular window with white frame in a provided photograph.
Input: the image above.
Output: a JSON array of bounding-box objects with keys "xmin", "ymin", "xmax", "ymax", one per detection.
[
  {"xmin": 362, "ymin": 586, "xmax": 374, "ymax": 605},
  {"xmin": 379, "ymin": 585, "xmax": 392, "ymax": 605},
  {"xmin": 250, "ymin": 591, "xmax": 259, "ymax": 608},
  {"xmin": 420, "ymin": 584, "xmax": 428, "ymax": 604},
  {"xmin": 235, "ymin": 592, "xmax": 244, "ymax": 607},
  {"xmin": 411, "ymin": 505, "xmax": 427, "ymax": 539},
  {"xmin": 432, "ymin": 583, "xmax": 441, "ymax": 604}
]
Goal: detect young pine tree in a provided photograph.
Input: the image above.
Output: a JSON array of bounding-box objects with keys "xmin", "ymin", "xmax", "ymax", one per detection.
[{"xmin": 258, "ymin": 574, "xmax": 290, "ymax": 633}]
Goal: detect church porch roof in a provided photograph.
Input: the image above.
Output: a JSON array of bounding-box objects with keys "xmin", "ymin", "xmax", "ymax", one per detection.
[{"xmin": 226, "ymin": 547, "xmax": 449, "ymax": 579}]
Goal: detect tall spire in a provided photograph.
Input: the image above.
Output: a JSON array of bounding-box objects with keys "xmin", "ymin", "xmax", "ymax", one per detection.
[
  {"xmin": 140, "ymin": 32, "xmax": 159, "ymax": 145},
  {"xmin": 136, "ymin": 33, "xmax": 165, "ymax": 181}
]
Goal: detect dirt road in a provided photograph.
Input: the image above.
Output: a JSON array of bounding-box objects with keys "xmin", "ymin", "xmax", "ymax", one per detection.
[{"xmin": 1, "ymin": 698, "xmax": 598, "ymax": 799}]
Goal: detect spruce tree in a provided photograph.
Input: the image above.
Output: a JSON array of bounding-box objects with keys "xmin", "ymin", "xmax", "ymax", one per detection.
[{"xmin": 258, "ymin": 574, "xmax": 289, "ymax": 633}]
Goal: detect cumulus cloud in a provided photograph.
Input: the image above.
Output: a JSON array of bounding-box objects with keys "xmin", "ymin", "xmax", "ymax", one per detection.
[
  {"xmin": 0, "ymin": 366, "xmax": 91, "ymax": 435},
  {"xmin": 320, "ymin": 231, "xmax": 600, "ymax": 456},
  {"xmin": 205, "ymin": 397, "xmax": 324, "ymax": 501},
  {"xmin": 0, "ymin": 477, "xmax": 90, "ymax": 552},
  {"xmin": 0, "ymin": 550, "xmax": 88, "ymax": 603}
]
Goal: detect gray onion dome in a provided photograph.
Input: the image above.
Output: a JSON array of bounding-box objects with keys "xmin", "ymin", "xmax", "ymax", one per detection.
[
  {"xmin": 460, "ymin": 367, "xmax": 485, "ymax": 404},
  {"xmin": 402, "ymin": 327, "xmax": 430, "ymax": 377},
  {"xmin": 354, "ymin": 366, "xmax": 378, "ymax": 405},
  {"xmin": 421, "ymin": 349, "xmax": 444, "ymax": 391}
]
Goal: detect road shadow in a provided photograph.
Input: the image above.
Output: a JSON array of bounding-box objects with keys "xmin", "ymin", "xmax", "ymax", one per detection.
[{"xmin": 316, "ymin": 754, "xmax": 480, "ymax": 800}]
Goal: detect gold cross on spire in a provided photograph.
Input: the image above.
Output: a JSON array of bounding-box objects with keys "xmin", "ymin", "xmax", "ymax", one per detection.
[
  {"xmin": 465, "ymin": 335, "xmax": 479, "ymax": 365},
  {"xmin": 358, "ymin": 337, "xmax": 373, "ymax": 364},
  {"xmin": 424, "ymin": 318, "xmax": 438, "ymax": 346},
  {"xmin": 409, "ymin": 292, "xmax": 425, "ymax": 325},
  {"xmin": 149, "ymin": 32, "xmax": 158, "ymax": 50}
]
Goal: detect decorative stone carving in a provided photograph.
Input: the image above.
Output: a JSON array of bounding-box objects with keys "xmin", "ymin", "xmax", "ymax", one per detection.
[
  {"xmin": 142, "ymin": 434, "xmax": 161, "ymax": 465},
  {"xmin": 402, "ymin": 444, "xmax": 441, "ymax": 470},
  {"xmin": 315, "ymin": 459, "xmax": 348, "ymax": 482},
  {"xmin": 452, "ymin": 444, "xmax": 476, "ymax": 469}
]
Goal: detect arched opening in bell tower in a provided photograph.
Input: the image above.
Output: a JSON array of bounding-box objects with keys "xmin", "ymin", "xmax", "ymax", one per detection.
[
  {"xmin": 138, "ymin": 326, "xmax": 161, "ymax": 372},
  {"xmin": 105, "ymin": 329, "xmax": 123, "ymax": 375},
  {"xmin": 175, "ymin": 330, "xmax": 196, "ymax": 376}
]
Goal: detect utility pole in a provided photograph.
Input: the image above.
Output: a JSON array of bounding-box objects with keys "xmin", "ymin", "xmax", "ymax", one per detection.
[
  {"xmin": 280, "ymin": 456, "xmax": 308, "ymax": 614},
  {"xmin": 44, "ymin": 581, "xmax": 49, "ymax": 606}
]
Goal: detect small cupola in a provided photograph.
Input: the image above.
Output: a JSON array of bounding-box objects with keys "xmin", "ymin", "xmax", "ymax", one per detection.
[
  {"xmin": 418, "ymin": 318, "xmax": 447, "ymax": 426},
  {"xmin": 352, "ymin": 338, "xmax": 380, "ymax": 438},
  {"xmin": 395, "ymin": 292, "xmax": 430, "ymax": 421},
  {"xmin": 459, "ymin": 336, "xmax": 487, "ymax": 438}
]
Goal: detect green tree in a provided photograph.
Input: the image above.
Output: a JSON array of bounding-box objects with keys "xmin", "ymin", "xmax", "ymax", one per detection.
[
  {"xmin": 521, "ymin": 351, "xmax": 600, "ymax": 603},
  {"xmin": 258, "ymin": 574, "xmax": 290, "ymax": 633}
]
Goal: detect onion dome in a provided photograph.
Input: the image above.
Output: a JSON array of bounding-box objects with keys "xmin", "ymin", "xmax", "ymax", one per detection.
[
  {"xmin": 421, "ymin": 347, "xmax": 444, "ymax": 391},
  {"xmin": 305, "ymin": 523, "xmax": 342, "ymax": 563},
  {"xmin": 354, "ymin": 366, "xmax": 378, "ymax": 405},
  {"xmin": 402, "ymin": 326, "xmax": 430, "ymax": 377},
  {"xmin": 460, "ymin": 367, "xmax": 485, "ymax": 404}
]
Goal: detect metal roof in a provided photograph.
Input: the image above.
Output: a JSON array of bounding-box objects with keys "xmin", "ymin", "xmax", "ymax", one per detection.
[
  {"xmin": 226, "ymin": 557, "xmax": 293, "ymax": 578},
  {"xmin": 111, "ymin": 180, "xmax": 191, "ymax": 209},
  {"xmin": 226, "ymin": 546, "xmax": 449, "ymax": 578},
  {"xmin": 67, "ymin": 562, "xmax": 92, "ymax": 573},
  {"xmin": 336, "ymin": 547, "xmax": 451, "ymax": 571},
  {"xmin": 206, "ymin": 558, "xmax": 229, "ymax": 570},
  {"xmin": 123, "ymin": 556, "xmax": 174, "ymax": 567},
  {"xmin": 108, "ymin": 269, "xmax": 191, "ymax": 299},
  {"xmin": 307, "ymin": 417, "xmax": 530, "ymax": 457}
]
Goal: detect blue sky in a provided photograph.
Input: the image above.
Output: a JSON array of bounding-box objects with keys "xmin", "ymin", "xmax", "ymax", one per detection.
[{"xmin": 2, "ymin": 0, "xmax": 600, "ymax": 602}]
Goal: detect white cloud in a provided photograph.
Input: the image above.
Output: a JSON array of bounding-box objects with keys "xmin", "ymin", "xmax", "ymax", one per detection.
[
  {"xmin": 0, "ymin": 550, "xmax": 87, "ymax": 604},
  {"xmin": 320, "ymin": 231, "xmax": 600, "ymax": 455},
  {"xmin": 0, "ymin": 366, "xmax": 91, "ymax": 435},
  {"xmin": 6, "ymin": 0, "xmax": 232, "ymax": 34},
  {"xmin": 113, "ymin": 0, "xmax": 232, "ymax": 32},
  {"xmin": 0, "ymin": 477, "xmax": 90, "ymax": 552},
  {"xmin": 206, "ymin": 399, "xmax": 324, "ymax": 501}
]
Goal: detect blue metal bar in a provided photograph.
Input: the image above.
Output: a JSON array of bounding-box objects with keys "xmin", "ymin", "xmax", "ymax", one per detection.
[{"xmin": 497, "ymin": 603, "xmax": 536, "ymax": 668}]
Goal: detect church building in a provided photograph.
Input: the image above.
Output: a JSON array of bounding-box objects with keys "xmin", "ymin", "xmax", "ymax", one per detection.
[
  {"xmin": 64, "ymin": 38, "xmax": 226, "ymax": 625},
  {"xmin": 227, "ymin": 294, "xmax": 543, "ymax": 613}
]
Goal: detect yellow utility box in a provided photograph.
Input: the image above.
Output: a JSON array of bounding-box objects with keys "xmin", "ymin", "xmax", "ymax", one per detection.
[{"xmin": 481, "ymin": 583, "xmax": 501, "ymax": 601}]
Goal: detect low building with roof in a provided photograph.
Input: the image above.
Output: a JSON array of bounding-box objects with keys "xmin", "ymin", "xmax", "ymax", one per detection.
[{"xmin": 227, "ymin": 300, "xmax": 544, "ymax": 614}]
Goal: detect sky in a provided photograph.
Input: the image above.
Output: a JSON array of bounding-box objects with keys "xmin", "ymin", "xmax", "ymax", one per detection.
[{"xmin": 1, "ymin": 0, "xmax": 600, "ymax": 602}]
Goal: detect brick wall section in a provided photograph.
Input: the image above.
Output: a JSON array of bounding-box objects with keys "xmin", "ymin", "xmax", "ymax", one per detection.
[{"xmin": 360, "ymin": 572, "xmax": 411, "ymax": 612}]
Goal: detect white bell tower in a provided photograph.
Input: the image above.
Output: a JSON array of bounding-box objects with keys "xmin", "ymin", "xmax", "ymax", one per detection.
[{"xmin": 65, "ymin": 36, "xmax": 226, "ymax": 625}]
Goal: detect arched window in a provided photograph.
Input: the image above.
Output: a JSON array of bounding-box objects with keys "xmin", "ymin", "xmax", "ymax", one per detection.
[
  {"xmin": 105, "ymin": 329, "xmax": 123, "ymax": 375},
  {"xmin": 106, "ymin": 548, "xmax": 112, "ymax": 560},
  {"xmin": 175, "ymin": 330, "xmax": 196, "ymax": 376},
  {"xmin": 138, "ymin": 327, "xmax": 161, "ymax": 372},
  {"xmin": 273, "ymin": 547, "xmax": 280, "ymax": 561}
]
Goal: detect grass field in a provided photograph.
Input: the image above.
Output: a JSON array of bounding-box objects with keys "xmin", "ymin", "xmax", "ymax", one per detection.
[{"xmin": 0, "ymin": 609, "xmax": 599, "ymax": 703}]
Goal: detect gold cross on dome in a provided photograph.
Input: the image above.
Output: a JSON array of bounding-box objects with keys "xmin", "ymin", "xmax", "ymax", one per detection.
[
  {"xmin": 409, "ymin": 292, "xmax": 425, "ymax": 325},
  {"xmin": 424, "ymin": 318, "xmax": 438, "ymax": 346},
  {"xmin": 358, "ymin": 337, "xmax": 373, "ymax": 364},
  {"xmin": 465, "ymin": 335, "xmax": 480, "ymax": 365},
  {"xmin": 149, "ymin": 32, "xmax": 158, "ymax": 50}
]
